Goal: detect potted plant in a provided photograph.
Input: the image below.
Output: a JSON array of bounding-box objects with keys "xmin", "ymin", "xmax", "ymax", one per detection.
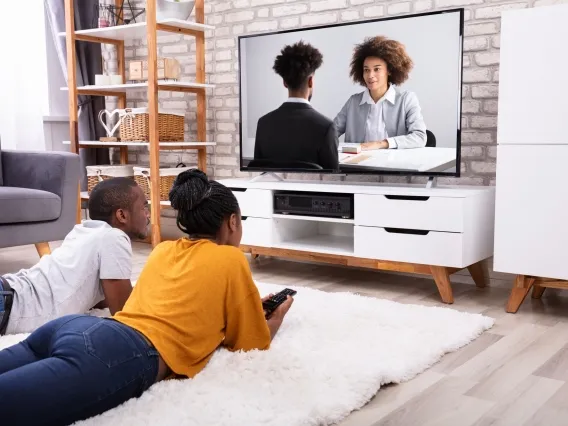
[{"xmin": 156, "ymin": 0, "xmax": 195, "ymax": 21}]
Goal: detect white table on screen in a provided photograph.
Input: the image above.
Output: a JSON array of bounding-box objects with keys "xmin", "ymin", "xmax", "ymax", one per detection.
[{"xmin": 339, "ymin": 146, "xmax": 457, "ymax": 172}]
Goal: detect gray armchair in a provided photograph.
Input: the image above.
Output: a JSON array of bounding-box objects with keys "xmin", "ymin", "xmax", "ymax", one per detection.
[{"xmin": 0, "ymin": 146, "xmax": 80, "ymax": 257}]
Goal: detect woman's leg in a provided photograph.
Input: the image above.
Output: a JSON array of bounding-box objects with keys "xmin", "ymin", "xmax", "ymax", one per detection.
[
  {"xmin": 0, "ymin": 315, "xmax": 159, "ymax": 426},
  {"xmin": 0, "ymin": 315, "xmax": 76, "ymax": 374},
  {"xmin": 0, "ymin": 340, "xmax": 40, "ymax": 374}
]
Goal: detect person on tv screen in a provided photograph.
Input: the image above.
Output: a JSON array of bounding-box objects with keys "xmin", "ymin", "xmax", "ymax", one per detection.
[
  {"xmin": 334, "ymin": 36, "xmax": 427, "ymax": 150},
  {"xmin": 253, "ymin": 41, "xmax": 339, "ymax": 171}
]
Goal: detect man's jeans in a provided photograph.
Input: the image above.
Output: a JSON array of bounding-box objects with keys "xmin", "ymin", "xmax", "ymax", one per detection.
[{"xmin": 0, "ymin": 315, "xmax": 159, "ymax": 426}]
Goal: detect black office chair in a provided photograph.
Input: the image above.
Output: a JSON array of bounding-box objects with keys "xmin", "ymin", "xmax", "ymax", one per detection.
[
  {"xmin": 426, "ymin": 130, "xmax": 436, "ymax": 148},
  {"xmin": 247, "ymin": 159, "xmax": 323, "ymax": 170}
]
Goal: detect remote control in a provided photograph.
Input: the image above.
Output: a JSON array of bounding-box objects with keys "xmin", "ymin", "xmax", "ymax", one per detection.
[{"xmin": 263, "ymin": 288, "xmax": 297, "ymax": 318}]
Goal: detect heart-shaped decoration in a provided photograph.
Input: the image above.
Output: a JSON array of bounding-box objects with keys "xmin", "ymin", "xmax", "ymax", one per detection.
[{"xmin": 98, "ymin": 109, "xmax": 121, "ymax": 138}]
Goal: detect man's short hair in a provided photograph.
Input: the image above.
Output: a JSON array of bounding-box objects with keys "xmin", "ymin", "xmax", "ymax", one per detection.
[
  {"xmin": 273, "ymin": 41, "xmax": 323, "ymax": 91},
  {"xmin": 88, "ymin": 178, "xmax": 139, "ymax": 224}
]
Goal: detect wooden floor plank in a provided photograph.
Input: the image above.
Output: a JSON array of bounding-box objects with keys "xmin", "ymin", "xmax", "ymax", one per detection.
[
  {"xmin": 470, "ymin": 375, "xmax": 563, "ymax": 426},
  {"xmin": 465, "ymin": 322, "xmax": 568, "ymax": 401}
]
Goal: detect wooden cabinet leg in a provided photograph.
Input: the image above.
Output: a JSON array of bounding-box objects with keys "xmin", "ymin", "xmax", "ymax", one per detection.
[
  {"xmin": 430, "ymin": 266, "xmax": 454, "ymax": 304},
  {"xmin": 467, "ymin": 261, "xmax": 487, "ymax": 288},
  {"xmin": 506, "ymin": 275, "xmax": 535, "ymax": 313},
  {"xmin": 35, "ymin": 242, "xmax": 51, "ymax": 258},
  {"xmin": 532, "ymin": 284, "xmax": 546, "ymax": 299}
]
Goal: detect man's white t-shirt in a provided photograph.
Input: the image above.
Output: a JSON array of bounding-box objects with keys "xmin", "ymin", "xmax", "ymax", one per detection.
[{"xmin": 4, "ymin": 220, "xmax": 132, "ymax": 334}]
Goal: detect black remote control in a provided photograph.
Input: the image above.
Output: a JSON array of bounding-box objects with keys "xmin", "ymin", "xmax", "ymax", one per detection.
[{"xmin": 263, "ymin": 288, "xmax": 297, "ymax": 318}]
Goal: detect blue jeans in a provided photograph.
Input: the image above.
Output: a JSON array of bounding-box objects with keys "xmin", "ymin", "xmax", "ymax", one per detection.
[{"xmin": 0, "ymin": 315, "xmax": 159, "ymax": 426}]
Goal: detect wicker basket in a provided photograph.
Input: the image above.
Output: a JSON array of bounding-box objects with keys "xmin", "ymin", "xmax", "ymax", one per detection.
[
  {"xmin": 119, "ymin": 108, "xmax": 185, "ymax": 142},
  {"xmin": 86, "ymin": 165, "xmax": 135, "ymax": 194},
  {"xmin": 133, "ymin": 164, "xmax": 191, "ymax": 201}
]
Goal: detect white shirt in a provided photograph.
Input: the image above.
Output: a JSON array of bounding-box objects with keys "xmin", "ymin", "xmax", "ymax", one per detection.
[
  {"xmin": 286, "ymin": 97, "xmax": 311, "ymax": 105},
  {"xmin": 4, "ymin": 220, "xmax": 132, "ymax": 334},
  {"xmin": 360, "ymin": 85, "xmax": 397, "ymax": 148}
]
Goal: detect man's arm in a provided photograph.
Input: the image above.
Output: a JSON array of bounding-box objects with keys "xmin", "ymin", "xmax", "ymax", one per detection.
[
  {"xmin": 254, "ymin": 117, "xmax": 265, "ymax": 159},
  {"xmin": 99, "ymin": 230, "xmax": 134, "ymax": 315},
  {"xmin": 319, "ymin": 123, "xmax": 340, "ymax": 171},
  {"xmin": 100, "ymin": 279, "xmax": 133, "ymax": 315}
]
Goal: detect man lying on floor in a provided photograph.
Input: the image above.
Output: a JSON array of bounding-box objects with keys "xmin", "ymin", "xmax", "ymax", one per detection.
[
  {"xmin": 0, "ymin": 169, "xmax": 293, "ymax": 426},
  {"xmin": 0, "ymin": 177, "xmax": 150, "ymax": 335}
]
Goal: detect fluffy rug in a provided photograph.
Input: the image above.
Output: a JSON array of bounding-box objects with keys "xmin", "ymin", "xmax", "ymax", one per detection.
[{"xmin": 0, "ymin": 282, "xmax": 494, "ymax": 426}]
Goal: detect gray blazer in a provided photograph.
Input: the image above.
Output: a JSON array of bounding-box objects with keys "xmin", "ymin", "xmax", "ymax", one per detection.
[{"xmin": 333, "ymin": 89, "xmax": 427, "ymax": 149}]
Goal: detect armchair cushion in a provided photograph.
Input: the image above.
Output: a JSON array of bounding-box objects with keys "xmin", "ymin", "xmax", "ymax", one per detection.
[
  {"xmin": 0, "ymin": 187, "xmax": 61, "ymax": 224},
  {"xmin": 2, "ymin": 150, "xmax": 70, "ymax": 197},
  {"xmin": 0, "ymin": 136, "xmax": 3, "ymax": 186}
]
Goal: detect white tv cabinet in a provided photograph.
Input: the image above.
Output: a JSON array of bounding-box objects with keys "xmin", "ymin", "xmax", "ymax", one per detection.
[
  {"xmin": 494, "ymin": 4, "xmax": 568, "ymax": 313},
  {"xmin": 219, "ymin": 178, "xmax": 496, "ymax": 304}
]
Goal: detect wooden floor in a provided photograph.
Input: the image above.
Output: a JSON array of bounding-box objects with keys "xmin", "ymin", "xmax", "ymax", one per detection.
[{"xmin": 3, "ymin": 243, "xmax": 568, "ymax": 425}]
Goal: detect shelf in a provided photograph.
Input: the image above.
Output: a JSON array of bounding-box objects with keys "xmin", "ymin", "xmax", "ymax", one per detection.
[
  {"xmin": 81, "ymin": 191, "xmax": 171, "ymax": 207},
  {"xmin": 58, "ymin": 19, "xmax": 214, "ymax": 42},
  {"xmin": 272, "ymin": 214, "xmax": 355, "ymax": 224},
  {"xmin": 275, "ymin": 235, "xmax": 354, "ymax": 256},
  {"xmin": 61, "ymin": 81, "xmax": 214, "ymax": 95},
  {"xmin": 63, "ymin": 141, "xmax": 215, "ymax": 148}
]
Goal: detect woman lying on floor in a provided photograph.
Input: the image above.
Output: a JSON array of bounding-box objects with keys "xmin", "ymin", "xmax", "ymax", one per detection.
[{"xmin": 0, "ymin": 169, "xmax": 294, "ymax": 426}]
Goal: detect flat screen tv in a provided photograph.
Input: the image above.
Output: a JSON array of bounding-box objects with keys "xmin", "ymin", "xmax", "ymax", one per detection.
[{"xmin": 238, "ymin": 9, "xmax": 464, "ymax": 176}]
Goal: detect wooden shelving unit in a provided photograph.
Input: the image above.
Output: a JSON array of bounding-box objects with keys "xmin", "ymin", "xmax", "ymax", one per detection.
[{"xmin": 63, "ymin": 0, "xmax": 213, "ymax": 247}]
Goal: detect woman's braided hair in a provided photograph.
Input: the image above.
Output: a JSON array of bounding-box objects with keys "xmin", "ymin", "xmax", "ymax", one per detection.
[{"xmin": 169, "ymin": 169, "xmax": 239, "ymax": 237}]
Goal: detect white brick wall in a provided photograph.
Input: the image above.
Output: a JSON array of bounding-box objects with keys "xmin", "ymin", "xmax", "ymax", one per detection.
[{"xmin": 114, "ymin": 0, "xmax": 564, "ymax": 185}]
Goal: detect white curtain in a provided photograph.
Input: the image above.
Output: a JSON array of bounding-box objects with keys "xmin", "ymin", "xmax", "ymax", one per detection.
[{"xmin": 0, "ymin": 1, "xmax": 50, "ymax": 150}]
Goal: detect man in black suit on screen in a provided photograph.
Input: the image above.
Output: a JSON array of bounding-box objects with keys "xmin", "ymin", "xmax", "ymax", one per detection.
[{"xmin": 253, "ymin": 41, "xmax": 339, "ymax": 171}]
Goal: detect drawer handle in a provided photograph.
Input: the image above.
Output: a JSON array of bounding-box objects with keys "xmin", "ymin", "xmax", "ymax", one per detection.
[
  {"xmin": 229, "ymin": 188, "xmax": 247, "ymax": 192},
  {"xmin": 384, "ymin": 227, "xmax": 430, "ymax": 236},
  {"xmin": 384, "ymin": 195, "xmax": 430, "ymax": 201}
]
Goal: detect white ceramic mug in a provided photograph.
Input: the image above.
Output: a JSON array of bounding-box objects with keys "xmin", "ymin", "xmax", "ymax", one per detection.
[
  {"xmin": 95, "ymin": 74, "xmax": 111, "ymax": 86},
  {"xmin": 109, "ymin": 74, "xmax": 123, "ymax": 85}
]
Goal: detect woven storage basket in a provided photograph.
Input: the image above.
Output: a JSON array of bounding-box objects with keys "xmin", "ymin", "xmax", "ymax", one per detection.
[
  {"xmin": 133, "ymin": 164, "xmax": 191, "ymax": 201},
  {"xmin": 119, "ymin": 108, "xmax": 184, "ymax": 142},
  {"xmin": 86, "ymin": 165, "xmax": 135, "ymax": 194}
]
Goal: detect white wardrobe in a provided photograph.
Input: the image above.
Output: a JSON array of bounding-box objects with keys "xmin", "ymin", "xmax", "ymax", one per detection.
[{"xmin": 494, "ymin": 4, "xmax": 568, "ymax": 280}]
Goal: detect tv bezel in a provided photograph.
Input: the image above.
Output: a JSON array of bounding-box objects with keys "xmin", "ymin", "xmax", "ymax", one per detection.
[{"xmin": 237, "ymin": 8, "xmax": 465, "ymax": 177}]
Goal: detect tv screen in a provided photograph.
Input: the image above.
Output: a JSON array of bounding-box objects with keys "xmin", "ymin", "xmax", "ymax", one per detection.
[{"xmin": 238, "ymin": 9, "xmax": 464, "ymax": 176}]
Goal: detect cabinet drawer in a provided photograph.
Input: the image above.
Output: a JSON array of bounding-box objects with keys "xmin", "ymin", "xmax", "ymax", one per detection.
[
  {"xmin": 355, "ymin": 194, "xmax": 464, "ymax": 232},
  {"xmin": 241, "ymin": 217, "xmax": 272, "ymax": 247},
  {"xmin": 231, "ymin": 189, "xmax": 272, "ymax": 218},
  {"xmin": 354, "ymin": 226, "xmax": 464, "ymax": 268}
]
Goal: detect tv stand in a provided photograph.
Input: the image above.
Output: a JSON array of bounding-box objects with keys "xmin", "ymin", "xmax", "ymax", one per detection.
[
  {"xmin": 220, "ymin": 178, "xmax": 495, "ymax": 304},
  {"xmin": 426, "ymin": 176, "xmax": 438, "ymax": 189},
  {"xmin": 250, "ymin": 172, "xmax": 284, "ymax": 182}
]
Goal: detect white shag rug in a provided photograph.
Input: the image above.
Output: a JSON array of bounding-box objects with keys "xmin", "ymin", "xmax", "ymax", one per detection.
[{"xmin": 0, "ymin": 282, "xmax": 494, "ymax": 426}]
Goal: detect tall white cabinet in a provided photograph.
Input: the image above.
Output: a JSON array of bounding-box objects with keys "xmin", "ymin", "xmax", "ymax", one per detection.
[{"xmin": 494, "ymin": 4, "xmax": 568, "ymax": 312}]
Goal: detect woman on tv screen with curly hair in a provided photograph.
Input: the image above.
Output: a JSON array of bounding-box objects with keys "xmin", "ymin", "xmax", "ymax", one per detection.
[{"xmin": 334, "ymin": 36, "xmax": 427, "ymax": 150}]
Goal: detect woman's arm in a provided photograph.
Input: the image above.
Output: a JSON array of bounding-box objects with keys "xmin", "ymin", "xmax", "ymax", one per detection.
[
  {"xmin": 263, "ymin": 294, "xmax": 294, "ymax": 340},
  {"xmin": 224, "ymin": 253, "xmax": 294, "ymax": 351},
  {"xmin": 385, "ymin": 92, "xmax": 427, "ymax": 149},
  {"xmin": 333, "ymin": 98, "xmax": 350, "ymax": 138},
  {"xmin": 262, "ymin": 294, "xmax": 294, "ymax": 339}
]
